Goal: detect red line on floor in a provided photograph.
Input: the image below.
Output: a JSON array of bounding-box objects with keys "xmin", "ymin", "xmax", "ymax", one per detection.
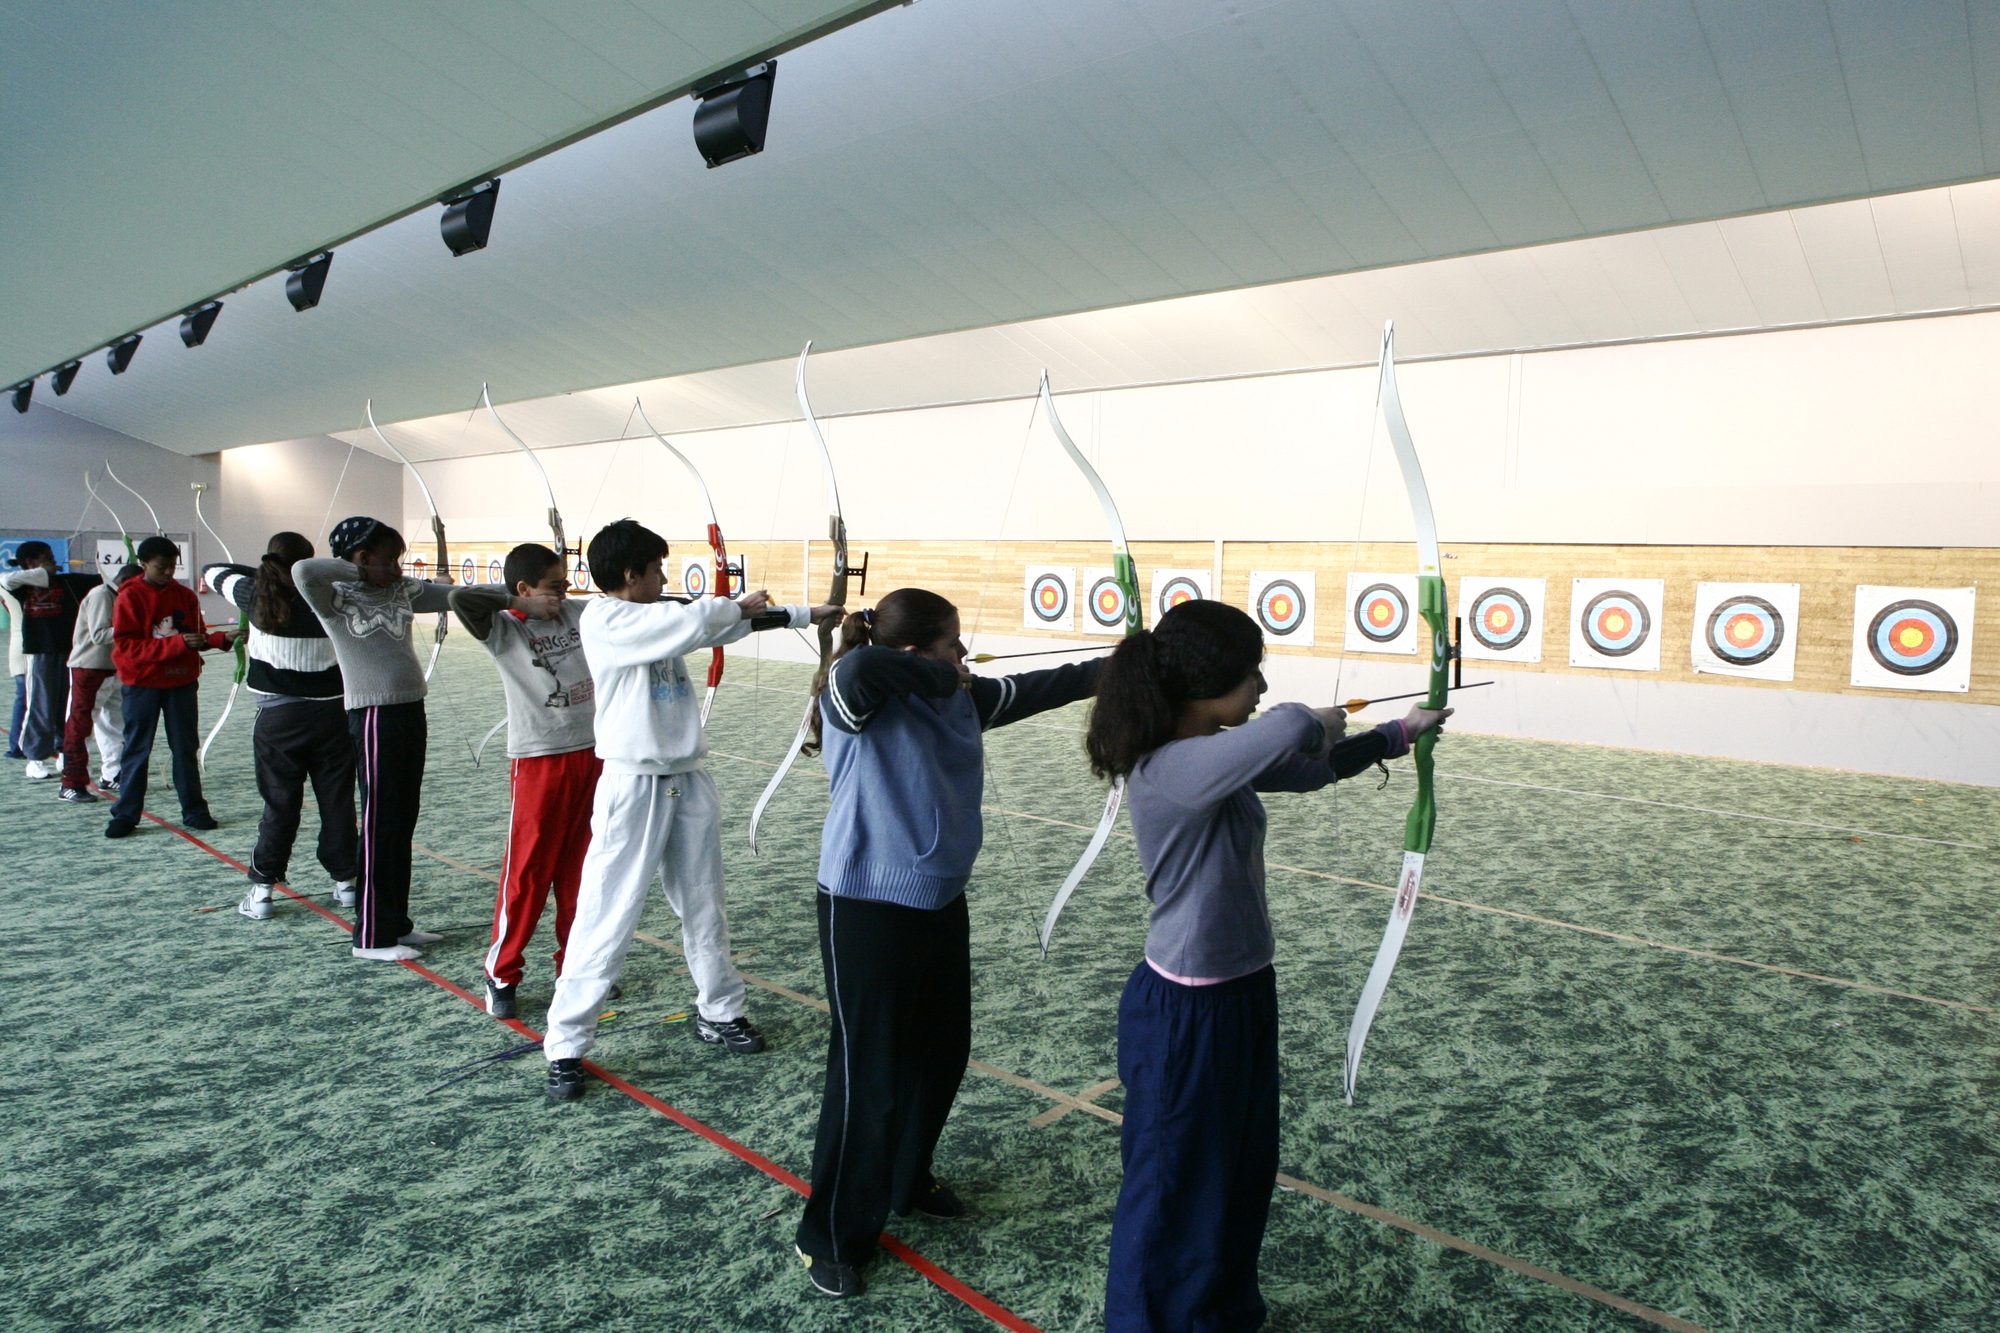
[{"xmin": 132, "ymin": 808, "xmax": 1043, "ymax": 1333}]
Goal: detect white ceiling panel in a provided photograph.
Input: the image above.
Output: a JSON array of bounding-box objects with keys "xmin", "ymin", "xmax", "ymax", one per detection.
[{"xmin": 18, "ymin": 0, "xmax": 2000, "ymax": 452}]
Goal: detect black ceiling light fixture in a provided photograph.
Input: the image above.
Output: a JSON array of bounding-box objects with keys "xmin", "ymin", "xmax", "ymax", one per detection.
[
  {"xmin": 9, "ymin": 380, "xmax": 31, "ymax": 413},
  {"xmin": 285, "ymin": 251, "xmax": 334, "ymax": 311},
  {"xmin": 180, "ymin": 300, "xmax": 222, "ymax": 347},
  {"xmin": 51, "ymin": 361, "xmax": 80, "ymax": 395},
  {"xmin": 440, "ymin": 178, "xmax": 501, "ymax": 256},
  {"xmin": 693, "ymin": 61, "xmax": 777, "ymax": 169},
  {"xmin": 106, "ymin": 334, "xmax": 142, "ymax": 375}
]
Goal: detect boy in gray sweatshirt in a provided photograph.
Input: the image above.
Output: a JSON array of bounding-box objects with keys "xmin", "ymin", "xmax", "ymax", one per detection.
[{"xmin": 449, "ymin": 543, "xmax": 588, "ymax": 1018}]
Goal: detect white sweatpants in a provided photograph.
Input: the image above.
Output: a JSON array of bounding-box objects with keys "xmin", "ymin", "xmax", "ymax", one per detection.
[
  {"xmin": 543, "ymin": 769, "xmax": 745, "ymax": 1061},
  {"xmin": 92, "ymin": 676, "xmax": 124, "ymax": 781}
]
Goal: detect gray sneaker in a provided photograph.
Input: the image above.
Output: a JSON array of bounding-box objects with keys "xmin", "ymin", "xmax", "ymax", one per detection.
[{"xmin": 332, "ymin": 881, "xmax": 357, "ymax": 907}]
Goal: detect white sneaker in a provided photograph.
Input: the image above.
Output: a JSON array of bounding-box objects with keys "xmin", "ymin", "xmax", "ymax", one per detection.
[
  {"xmin": 399, "ymin": 930, "xmax": 443, "ymax": 945},
  {"xmin": 332, "ymin": 881, "xmax": 357, "ymax": 907},
  {"xmin": 352, "ymin": 944, "xmax": 421, "ymax": 961},
  {"xmin": 23, "ymin": 759, "xmax": 52, "ymax": 781},
  {"xmin": 238, "ymin": 884, "xmax": 274, "ymax": 920}
]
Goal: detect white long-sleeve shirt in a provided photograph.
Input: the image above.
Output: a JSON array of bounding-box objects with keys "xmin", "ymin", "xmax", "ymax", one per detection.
[
  {"xmin": 68, "ymin": 581, "xmax": 119, "ymax": 670},
  {"xmin": 584, "ymin": 595, "xmax": 809, "ymax": 777}
]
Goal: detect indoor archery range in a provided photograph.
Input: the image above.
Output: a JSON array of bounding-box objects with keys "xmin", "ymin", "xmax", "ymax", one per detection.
[{"xmin": 4, "ymin": 4, "xmax": 1998, "ymax": 1332}]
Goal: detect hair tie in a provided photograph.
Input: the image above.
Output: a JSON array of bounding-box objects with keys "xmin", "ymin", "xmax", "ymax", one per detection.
[{"xmin": 860, "ymin": 608, "xmax": 875, "ymax": 626}]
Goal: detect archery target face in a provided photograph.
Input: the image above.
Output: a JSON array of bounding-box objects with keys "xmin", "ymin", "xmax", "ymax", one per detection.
[
  {"xmin": 1081, "ymin": 566, "xmax": 1131, "ymax": 636},
  {"xmin": 1149, "ymin": 569, "xmax": 1210, "ymax": 620},
  {"xmin": 1851, "ymin": 585, "xmax": 1974, "ymax": 692},
  {"xmin": 1248, "ymin": 571, "xmax": 1315, "ymax": 646},
  {"xmin": 570, "ymin": 558, "xmax": 590, "ymax": 592},
  {"xmin": 1569, "ymin": 579, "xmax": 1664, "ymax": 671},
  {"xmin": 1458, "ymin": 577, "xmax": 1545, "ymax": 663},
  {"xmin": 486, "ymin": 558, "xmax": 504, "ymax": 584},
  {"xmin": 1342, "ymin": 572, "xmax": 1419, "ymax": 655},
  {"xmin": 1690, "ymin": 583, "xmax": 1797, "ymax": 680},
  {"xmin": 459, "ymin": 556, "xmax": 476, "ymax": 586},
  {"xmin": 681, "ymin": 557, "xmax": 709, "ymax": 597},
  {"xmin": 1022, "ymin": 566, "xmax": 1076, "ymax": 632}
]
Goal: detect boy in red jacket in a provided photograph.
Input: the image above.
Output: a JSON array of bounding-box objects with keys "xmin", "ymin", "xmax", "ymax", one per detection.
[{"xmin": 107, "ymin": 535, "xmax": 232, "ymax": 839}]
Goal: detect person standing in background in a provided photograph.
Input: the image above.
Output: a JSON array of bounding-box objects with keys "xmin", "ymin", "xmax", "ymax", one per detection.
[
  {"xmin": 204, "ymin": 533, "xmax": 358, "ymax": 922},
  {"xmin": 3, "ymin": 575, "xmax": 25, "ymax": 759},
  {"xmin": 58, "ymin": 562, "xmax": 137, "ymax": 802},
  {"xmin": 107, "ymin": 535, "xmax": 230, "ymax": 838},
  {"xmin": 2, "ymin": 541, "xmax": 102, "ymax": 781}
]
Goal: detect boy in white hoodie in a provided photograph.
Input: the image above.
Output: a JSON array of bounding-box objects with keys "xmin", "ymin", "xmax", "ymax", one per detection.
[
  {"xmin": 542, "ymin": 519, "xmax": 837, "ymax": 1102},
  {"xmin": 58, "ymin": 562, "xmax": 138, "ymax": 801}
]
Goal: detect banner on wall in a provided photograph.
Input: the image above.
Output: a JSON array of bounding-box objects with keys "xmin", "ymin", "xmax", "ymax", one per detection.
[
  {"xmin": 1459, "ymin": 577, "xmax": 1545, "ymax": 664},
  {"xmin": 1851, "ymin": 585, "xmax": 1975, "ymax": 693},
  {"xmin": 1569, "ymin": 578, "xmax": 1664, "ymax": 671},
  {"xmin": 97, "ymin": 537, "xmax": 190, "ymax": 583},
  {"xmin": 1023, "ymin": 565, "xmax": 1076, "ymax": 632},
  {"xmin": 1149, "ymin": 568, "xmax": 1210, "ymax": 621},
  {"xmin": 1248, "ymin": 570, "xmax": 1315, "ymax": 647},
  {"xmin": 1343, "ymin": 572, "xmax": 1420, "ymax": 655},
  {"xmin": 1691, "ymin": 582, "xmax": 1799, "ymax": 681},
  {"xmin": 1076, "ymin": 567, "xmax": 1142, "ymax": 635}
]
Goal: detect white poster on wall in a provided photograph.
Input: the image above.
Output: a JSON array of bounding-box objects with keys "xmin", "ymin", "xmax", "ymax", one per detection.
[
  {"xmin": 1023, "ymin": 565, "xmax": 1076, "ymax": 632},
  {"xmin": 1248, "ymin": 570, "xmax": 1315, "ymax": 648},
  {"xmin": 1149, "ymin": 568, "xmax": 1210, "ymax": 621},
  {"xmin": 99, "ymin": 538, "xmax": 191, "ymax": 583},
  {"xmin": 1343, "ymin": 572, "xmax": 1421, "ymax": 655},
  {"xmin": 1569, "ymin": 578, "xmax": 1664, "ymax": 671},
  {"xmin": 1079, "ymin": 566, "xmax": 1135, "ymax": 636},
  {"xmin": 1459, "ymin": 577, "xmax": 1545, "ymax": 664},
  {"xmin": 1691, "ymin": 582, "xmax": 1799, "ymax": 681},
  {"xmin": 1850, "ymin": 585, "xmax": 1975, "ymax": 693}
]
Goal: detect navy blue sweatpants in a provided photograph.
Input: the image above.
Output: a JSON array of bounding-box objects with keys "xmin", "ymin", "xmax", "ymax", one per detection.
[{"xmin": 1106, "ymin": 962, "xmax": 1279, "ymax": 1333}]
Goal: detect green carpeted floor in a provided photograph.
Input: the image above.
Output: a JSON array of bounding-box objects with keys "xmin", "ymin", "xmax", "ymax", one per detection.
[{"xmin": 3, "ymin": 640, "xmax": 1997, "ymax": 1331}]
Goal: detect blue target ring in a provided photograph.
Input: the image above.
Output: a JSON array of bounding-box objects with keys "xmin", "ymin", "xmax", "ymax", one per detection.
[
  {"xmin": 1469, "ymin": 586, "xmax": 1533, "ymax": 651},
  {"xmin": 1868, "ymin": 599, "xmax": 1957, "ymax": 675},
  {"xmin": 1087, "ymin": 575, "xmax": 1128, "ymax": 630},
  {"xmin": 1580, "ymin": 590, "xmax": 1651, "ymax": 657},
  {"xmin": 685, "ymin": 564, "xmax": 709, "ymax": 597},
  {"xmin": 486, "ymin": 558, "xmax": 503, "ymax": 584},
  {"xmin": 1352, "ymin": 582, "xmax": 1409, "ymax": 643},
  {"xmin": 1256, "ymin": 579, "xmax": 1307, "ymax": 637},
  {"xmin": 1705, "ymin": 596, "xmax": 1784, "ymax": 665}
]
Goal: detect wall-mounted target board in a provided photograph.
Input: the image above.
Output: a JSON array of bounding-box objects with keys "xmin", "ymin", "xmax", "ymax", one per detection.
[
  {"xmin": 1458, "ymin": 577, "xmax": 1545, "ymax": 664},
  {"xmin": 1249, "ymin": 570, "xmax": 1315, "ymax": 647},
  {"xmin": 1343, "ymin": 572, "xmax": 1420, "ymax": 655},
  {"xmin": 1569, "ymin": 578, "xmax": 1665, "ymax": 672},
  {"xmin": 1080, "ymin": 566, "xmax": 1133, "ymax": 636},
  {"xmin": 1850, "ymin": 585, "xmax": 1975, "ymax": 692},
  {"xmin": 1023, "ymin": 565, "xmax": 1076, "ymax": 632},
  {"xmin": 1149, "ymin": 568, "xmax": 1210, "ymax": 621},
  {"xmin": 1691, "ymin": 582, "xmax": 1799, "ymax": 681}
]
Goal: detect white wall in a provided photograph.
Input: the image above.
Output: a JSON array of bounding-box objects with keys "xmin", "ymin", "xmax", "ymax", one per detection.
[
  {"xmin": 390, "ymin": 311, "xmax": 2000, "ymax": 553},
  {"xmin": 0, "ymin": 402, "xmax": 219, "ymax": 553},
  {"xmin": 218, "ymin": 436, "xmax": 400, "ymax": 565}
]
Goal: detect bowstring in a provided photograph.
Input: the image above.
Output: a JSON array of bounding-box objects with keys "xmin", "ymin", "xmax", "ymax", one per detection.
[
  {"xmin": 1330, "ymin": 368, "xmax": 1384, "ymax": 998},
  {"xmin": 967, "ymin": 396, "xmax": 1038, "ymax": 943}
]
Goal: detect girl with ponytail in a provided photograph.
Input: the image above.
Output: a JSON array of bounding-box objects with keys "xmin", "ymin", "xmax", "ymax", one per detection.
[
  {"xmin": 1089, "ymin": 598, "xmax": 1447, "ymax": 1332},
  {"xmin": 201, "ymin": 532, "xmax": 356, "ymax": 922},
  {"xmin": 793, "ymin": 587, "xmax": 1104, "ymax": 1299}
]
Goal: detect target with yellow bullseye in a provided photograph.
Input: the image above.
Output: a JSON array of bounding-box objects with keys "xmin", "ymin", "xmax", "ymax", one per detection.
[
  {"xmin": 1569, "ymin": 578, "xmax": 1664, "ymax": 671},
  {"xmin": 1022, "ymin": 566, "xmax": 1076, "ymax": 631}
]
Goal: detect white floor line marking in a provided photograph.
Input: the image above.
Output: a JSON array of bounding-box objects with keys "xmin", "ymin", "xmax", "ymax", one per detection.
[{"xmin": 1437, "ymin": 772, "xmax": 1989, "ymax": 851}]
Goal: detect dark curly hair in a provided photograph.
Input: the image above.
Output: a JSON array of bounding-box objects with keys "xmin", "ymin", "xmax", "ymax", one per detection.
[
  {"xmin": 251, "ymin": 531, "xmax": 313, "ymax": 633},
  {"xmin": 1085, "ymin": 599, "xmax": 1263, "ymax": 778}
]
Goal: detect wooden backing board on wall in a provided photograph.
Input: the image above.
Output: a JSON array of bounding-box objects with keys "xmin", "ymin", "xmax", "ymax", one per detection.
[{"xmin": 760, "ymin": 538, "xmax": 1995, "ymax": 708}]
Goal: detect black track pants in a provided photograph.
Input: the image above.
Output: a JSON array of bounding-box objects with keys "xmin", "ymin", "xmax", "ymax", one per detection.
[
  {"xmin": 250, "ymin": 699, "xmax": 357, "ymax": 887},
  {"xmin": 795, "ymin": 890, "xmax": 970, "ymax": 1268},
  {"xmin": 349, "ymin": 702, "xmax": 425, "ymax": 948}
]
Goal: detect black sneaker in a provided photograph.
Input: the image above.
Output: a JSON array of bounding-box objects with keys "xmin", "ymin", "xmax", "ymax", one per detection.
[
  {"xmin": 95, "ymin": 777, "xmax": 119, "ymax": 794},
  {"xmin": 486, "ymin": 980, "xmax": 517, "ymax": 1019},
  {"xmin": 546, "ymin": 1057, "xmax": 584, "ymax": 1101},
  {"xmin": 57, "ymin": 787, "xmax": 98, "ymax": 804},
  {"xmin": 694, "ymin": 1014, "xmax": 765, "ymax": 1053},
  {"xmin": 105, "ymin": 820, "xmax": 136, "ymax": 839},
  {"xmin": 606, "ymin": 982, "xmax": 622, "ymax": 1002},
  {"xmin": 183, "ymin": 812, "xmax": 219, "ymax": 831},
  {"xmin": 797, "ymin": 1247, "xmax": 865, "ymax": 1298},
  {"xmin": 910, "ymin": 1179, "xmax": 965, "ymax": 1219}
]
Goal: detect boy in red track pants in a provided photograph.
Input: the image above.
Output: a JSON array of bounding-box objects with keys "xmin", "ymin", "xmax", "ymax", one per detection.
[{"xmin": 450, "ymin": 544, "xmax": 595, "ymax": 1018}]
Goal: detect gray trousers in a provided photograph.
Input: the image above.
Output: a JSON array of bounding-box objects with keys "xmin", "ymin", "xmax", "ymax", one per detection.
[{"xmin": 20, "ymin": 654, "xmax": 68, "ymax": 761}]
